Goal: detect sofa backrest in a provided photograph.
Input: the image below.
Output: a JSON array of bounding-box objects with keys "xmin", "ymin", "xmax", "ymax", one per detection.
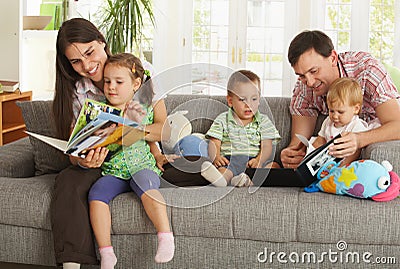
[
  {"xmin": 164, "ymin": 94, "xmax": 326, "ymax": 163},
  {"xmin": 18, "ymin": 95, "xmax": 326, "ymax": 174}
]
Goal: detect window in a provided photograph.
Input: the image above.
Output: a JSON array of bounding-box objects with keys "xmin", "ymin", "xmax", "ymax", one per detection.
[
  {"xmin": 321, "ymin": 0, "xmax": 399, "ymax": 66},
  {"xmin": 65, "ymin": 0, "xmax": 400, "ymax": 97},
  {"xmin": 369, "ymin": 0, "xmax": 397, "ymax": 65},
  {"xmin": 325, "ymin": 0, "xmax": 352, "ymax": 52},
  {"xmin": 191, "ymin": 0, "xmax": 290, "ymax": 96}
]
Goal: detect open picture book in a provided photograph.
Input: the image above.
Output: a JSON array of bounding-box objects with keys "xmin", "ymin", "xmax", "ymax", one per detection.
[
  {"xmin": 26, "ymin": 99, "xmax": 148, "ymax": 158},
  {"xmin": 247, "ymin": 133, "xmax": 343, "ymax": 187},
  {"xmin": 295, "ymin": 133, "xmax": 343, "ymax": 180}
]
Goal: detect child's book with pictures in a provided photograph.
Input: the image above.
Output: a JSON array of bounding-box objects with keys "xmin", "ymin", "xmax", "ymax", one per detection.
[
  {"xmin": 295, "ymin": 133, "xmax": 343, "ymax": 180},
  {"xmin": 26, "ymin": 99, "xmax": 148, "ymax": 158},
  {"xmin": 235, "ymin": 134, "xmax": 344, "ymax": 188}
]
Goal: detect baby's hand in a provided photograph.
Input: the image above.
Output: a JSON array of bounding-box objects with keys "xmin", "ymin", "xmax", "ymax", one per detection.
[
  {"xmin": 213, "ymin": 155, "xmax": 229, "ymax": 167},
  {"xmin": 124, "ymin": 100, "xmax": 146, "ymax": 123}
]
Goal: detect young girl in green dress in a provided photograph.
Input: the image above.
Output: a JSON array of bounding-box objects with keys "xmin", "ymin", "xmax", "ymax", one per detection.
[{"xmin": 88, "ymin": 53, "xmax": 174, "ymax": 268}]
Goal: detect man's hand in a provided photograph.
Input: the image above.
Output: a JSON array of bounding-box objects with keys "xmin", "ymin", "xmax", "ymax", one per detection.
[
  {"xmin": 213, "ymin": 155, "xmax": 230, "ymax": 167},
  {"xmin": 280, "ymin": 143, "xmax": 306, "ymax": 168},
  {"xmin": 329, "ymin": 132, "xmax": 359, "ymax": 158}
]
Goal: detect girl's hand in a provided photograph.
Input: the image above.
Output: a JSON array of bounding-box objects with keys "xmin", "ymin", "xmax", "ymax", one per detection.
[
  {"xmin": 155, "ymin": 154, "xmax": 181, "ymax": 171},
  {"xmin": 125, "ymin": 100, "xmax": 146, "ymax": 123},
  {"xmin": 75, "ymin": 147, "xmax": 109, "ymax": 168}
]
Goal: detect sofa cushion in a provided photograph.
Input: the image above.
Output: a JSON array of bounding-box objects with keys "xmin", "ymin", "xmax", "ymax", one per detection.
[
  {"xmin": 0, "ymin": 174, "xmax": 56, "ymax": 230},
  {"xmin": 0, "ymin": 137, "xmax": 35, "ymax": 177},
  {"xmin": 110, "ymin": 187, "xmax": 299, "ymax": 243},
  {"xmin": 297, "ymin": 191, "xmax": 400, "ymax": 245},
  {"xmin": 17, "ymin": 101, "xmax": 70, "ymax": 175}
]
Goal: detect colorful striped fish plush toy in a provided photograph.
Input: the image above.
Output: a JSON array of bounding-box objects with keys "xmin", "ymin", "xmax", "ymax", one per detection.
[{"xmin": 304, "ymin": 160, "xmax": 400, "ymax": 202}]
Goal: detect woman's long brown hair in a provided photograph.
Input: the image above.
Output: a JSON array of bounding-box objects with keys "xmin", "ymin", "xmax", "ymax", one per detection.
[{"xmin": 53, "ymin": 18, "xmax": 111, "ymax": 139}]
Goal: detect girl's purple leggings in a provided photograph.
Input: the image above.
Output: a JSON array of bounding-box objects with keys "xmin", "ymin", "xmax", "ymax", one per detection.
[{"xmin": 88, "ymin": 169, "xmax": 160, "ymax": 204}]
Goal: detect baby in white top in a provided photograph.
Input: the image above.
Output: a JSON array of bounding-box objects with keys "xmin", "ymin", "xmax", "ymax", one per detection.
[{"xmin": 312, "ymin": 77, "xmax": 372, "ymax": 166}]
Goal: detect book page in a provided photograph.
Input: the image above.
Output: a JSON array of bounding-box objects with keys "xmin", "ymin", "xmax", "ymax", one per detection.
[{"xmin": 68, "ymin": 99, "xmax": 122, "ymax": 145}]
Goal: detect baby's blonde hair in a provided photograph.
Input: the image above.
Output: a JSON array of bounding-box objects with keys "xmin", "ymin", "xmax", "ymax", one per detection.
[{"xmin": 327, "ymin": 77, "xmax": 363, "ymax": 108}]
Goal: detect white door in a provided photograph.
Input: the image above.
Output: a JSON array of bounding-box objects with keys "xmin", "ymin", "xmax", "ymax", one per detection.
[{"xmin": 190, "ymin": 0, "xmax": 291, "ymax": 96}]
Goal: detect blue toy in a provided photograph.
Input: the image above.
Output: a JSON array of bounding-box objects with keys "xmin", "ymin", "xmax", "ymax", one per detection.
[{"xmin": 304, "ymin": 160, "xmax": 400, "ymax": 202}]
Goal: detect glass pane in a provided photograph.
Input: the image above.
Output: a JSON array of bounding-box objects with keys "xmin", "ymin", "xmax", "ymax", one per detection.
[
  {"xmin": 369, "ymin": 0, "xmax": 395, "ymax": 64},
  {"xmin": 192, "ymin": 0, "xmax": 287, "ymax": 96},
  {"xmin": 210, "ymin": 0, "xmax": 229, "ymax": 25},
  {"xmin": 245, "ymin": 0, "xmax": 285, "ymax": 96},
  {"xmin": 325, "ymin": 2, "xmax": 351, "ymax": 50},
  {"xmin": 192, "ymin": 0, "xmax": 231, "ymax": 94}
]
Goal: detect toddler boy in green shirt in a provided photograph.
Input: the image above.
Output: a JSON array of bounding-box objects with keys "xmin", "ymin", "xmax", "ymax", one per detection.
[{"xmin": 201, "ymin": 70, "xmax": 281, "ymax": 187}]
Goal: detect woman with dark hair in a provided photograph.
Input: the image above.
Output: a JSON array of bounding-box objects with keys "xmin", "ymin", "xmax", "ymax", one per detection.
[{"xmin": 51, "ymin": 18, "xmax": 168, "ymax": 269}]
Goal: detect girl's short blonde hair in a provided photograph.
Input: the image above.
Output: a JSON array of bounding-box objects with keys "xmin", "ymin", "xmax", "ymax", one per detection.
[{"xmin": 327, "ymin": 77, "xmax": 363, "ymax": 107}]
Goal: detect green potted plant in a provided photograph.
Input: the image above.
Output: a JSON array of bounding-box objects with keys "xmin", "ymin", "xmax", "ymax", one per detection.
[{"xmin": 97, "ymin": 0, "xmax": 155, "ymax": 55}]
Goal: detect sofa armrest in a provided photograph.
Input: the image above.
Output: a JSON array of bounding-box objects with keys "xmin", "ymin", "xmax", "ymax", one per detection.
[
  {"xmin": 0, "ymin": 137, "xmax": 35, "ymax": 177},
  {"xmin": 362, "ymin": 140, "xmax": 400, "ymax": 173}
]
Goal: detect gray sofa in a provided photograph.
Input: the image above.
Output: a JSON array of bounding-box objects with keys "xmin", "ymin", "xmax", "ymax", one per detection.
[{"xmin": 0, "ymin": 95, "xmax": 399, "ymax": 269}]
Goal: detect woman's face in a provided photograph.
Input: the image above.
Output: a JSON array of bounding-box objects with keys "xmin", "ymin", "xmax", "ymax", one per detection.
[{"xmin": 64, "ymin": 40, "xmax": 108, "ymax": 83}]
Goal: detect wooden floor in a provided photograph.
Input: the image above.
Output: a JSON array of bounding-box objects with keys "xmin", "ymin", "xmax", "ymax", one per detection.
[{"xmin": 0, "ymin": 263, "xmax": 55, "ymax": 269}]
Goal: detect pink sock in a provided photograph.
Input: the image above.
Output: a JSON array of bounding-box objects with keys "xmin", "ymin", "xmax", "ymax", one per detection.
[
  {"xmin": 155, "ymin": 232, "xmax": 175, "ymax": 263},
  {"xmin": 99, "ymin": 246, "xmax": 117, "ymax": 269}
]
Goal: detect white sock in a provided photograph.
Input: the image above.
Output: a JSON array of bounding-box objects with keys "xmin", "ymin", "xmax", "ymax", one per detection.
[
  {"xmin": 63, "ymin": 262, "xmax": 81, "ymax": 269},
  {"xmin": 155, "ymin": 232, "xmax": 175, "ymax": 263},
  {"xmin": 201, "ymin": 161, "xmax": 227, "ymax": 187},
  {"xmin": 99, "ymin": 246, "xmax": 117, "ymax": 269},
  {"xmin": 231, "ymin": 172, "xmax": 252, "ymax": 187}
]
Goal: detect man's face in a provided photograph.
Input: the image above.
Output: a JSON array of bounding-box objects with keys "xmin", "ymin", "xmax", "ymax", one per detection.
[{"xmin": 293, "ymin": 48, "xmax": 340, "ymax": 96}]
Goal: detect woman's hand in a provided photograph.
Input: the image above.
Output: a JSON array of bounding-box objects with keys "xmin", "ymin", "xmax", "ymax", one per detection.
[
  {"xmin": 124, "ymin": 100, "xmax": 146, "ymax": 123},
  {"xmin": 72, "ymin": 147, "xmax": 109, "ymax": 169}
]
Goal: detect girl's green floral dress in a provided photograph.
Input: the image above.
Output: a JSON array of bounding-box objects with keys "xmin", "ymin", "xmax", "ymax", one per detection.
[{"xmin": 101, "ymin": 105, "xmax": 161, "ymax": 179}]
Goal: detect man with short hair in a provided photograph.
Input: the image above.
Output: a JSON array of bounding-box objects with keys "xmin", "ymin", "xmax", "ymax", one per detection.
[{"xmin": 280, "ymin": 30, "xmax": 400, "ymax": 168}]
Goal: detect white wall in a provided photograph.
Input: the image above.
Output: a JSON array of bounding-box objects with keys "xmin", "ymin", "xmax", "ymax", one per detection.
[
  {"xmin": 152, "ymin": 0, "xmax": 192, "ymax": 72},
  {"xmin": 0, "ymin": 0, "xmax": 21, "ymax": 82},
  {"xmin": 21, "ymin": 31, "xmax": 57, "ymax": 100},
  {"xmin": 0, "ymin": 0, "xmax": 57, "ymax": 100}
]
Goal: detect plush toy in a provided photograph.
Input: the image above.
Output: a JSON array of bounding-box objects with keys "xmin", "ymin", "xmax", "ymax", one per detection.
[
  {"xmin": 162, "ymin": 110, "xmax": 207, "ymax": 156},
  {"xmin": 304, "ymin": 159, "xmax": 400, "ymax": 202}
]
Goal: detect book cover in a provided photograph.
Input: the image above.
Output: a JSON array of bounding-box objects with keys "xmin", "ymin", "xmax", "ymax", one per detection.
[
  {"xmin": 295, "ymin": 133, "xmax": 343, "ymax": 181},
  {"xmin": 0, "ymin": 80, "xmax": 19, "ymax": 92},
  {"xmin": 26, "ymin": 99, "xmax": 147, "ymax": 158}
]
